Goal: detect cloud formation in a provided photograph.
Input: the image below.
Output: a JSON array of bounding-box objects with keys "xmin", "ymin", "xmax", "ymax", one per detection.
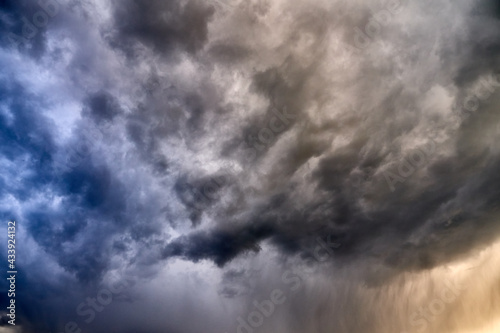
[{"xmin": 0, "ymin": 0, "xmax": 500, "ymax": 332}]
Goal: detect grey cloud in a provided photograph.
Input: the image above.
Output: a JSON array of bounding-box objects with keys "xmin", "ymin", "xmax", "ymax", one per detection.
[
  {"xmin": 2, "ymin": 0, "xmax": 500, "ymax": 332},
  {"xmin": 109, "ymin": 0, "xmax": 215, "ymax": 59}
]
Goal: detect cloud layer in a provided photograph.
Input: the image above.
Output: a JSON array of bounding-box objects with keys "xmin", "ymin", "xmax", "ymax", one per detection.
[{"xmin": 0, "ymin": 0, "xmax": 500, "ymax": 332}]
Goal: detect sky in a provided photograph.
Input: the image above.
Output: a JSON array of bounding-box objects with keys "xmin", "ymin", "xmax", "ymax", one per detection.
[{"xmin": 0, "ymin": 0, "xmax": 500, "ymax": 332}]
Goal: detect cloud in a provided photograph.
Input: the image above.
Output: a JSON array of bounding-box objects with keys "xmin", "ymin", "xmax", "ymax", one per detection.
[
  {"xmin": 108, "ymin": 0, "xmax": 215, "ymax": 59},
  {"xmin": 1, "ymin": 0, "xmax": 500, "ymax": 332}
]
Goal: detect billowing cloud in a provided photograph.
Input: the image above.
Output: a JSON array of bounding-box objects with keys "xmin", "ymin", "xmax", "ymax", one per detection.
[{"xmin": 0, "ymin": 0, "xmax": 500, "ymax": 332}]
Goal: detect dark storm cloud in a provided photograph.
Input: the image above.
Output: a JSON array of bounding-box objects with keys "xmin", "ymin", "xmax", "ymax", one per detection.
[
  {"xmin": 152, "ymin": 0, "xmax": 500, "ymax": 282},
  {"xmin": 2, "ymin": 0, "xmax": 500, "ymax": 332},
  {"xmin": 452, "ymin": 0, "xmax": 500, "ymax": 87},
  {"xmin": 83, "ymin": 91, "xmax": 122, "ymax": 123},
  {"xmin": 11, "ymin": 0, "xmax": 500, "ymax": 289},
  {"xmin": 161, "ymin": 221, "xmax": 273, "ymax": 266},
  {"xmin": 173, "ymin": 173, "xmax": 229, "ymax": 225},
  {"xmin": 109, "ymin": 0, "xmax": 215, "ymax": 58}
]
